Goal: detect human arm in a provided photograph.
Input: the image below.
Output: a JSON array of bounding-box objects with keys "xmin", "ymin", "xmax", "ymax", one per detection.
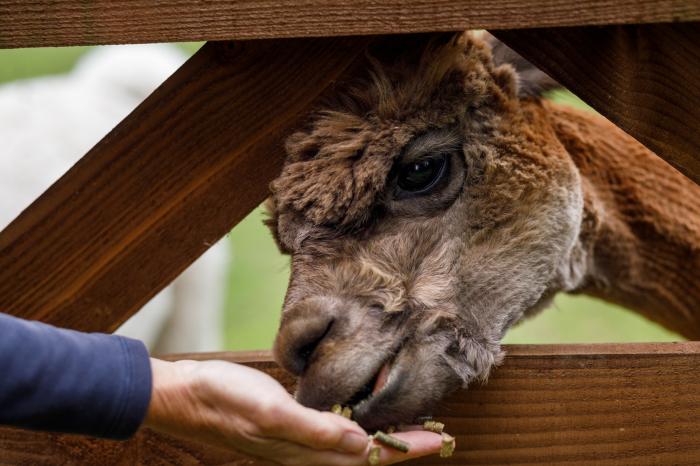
[{"xmin": 0, "ymin": 312, "xmax": 151, "ymax": 439}]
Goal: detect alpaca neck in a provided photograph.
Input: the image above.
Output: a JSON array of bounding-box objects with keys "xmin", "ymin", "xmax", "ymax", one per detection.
[{"xmin": 548, "ymin": 102, "xmax": 700, "ymax": 339}]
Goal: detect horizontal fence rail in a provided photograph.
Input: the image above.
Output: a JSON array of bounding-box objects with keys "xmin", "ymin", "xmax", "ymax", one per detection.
[
  {"xmin": 0, "ymin": 0, "xmax": 699, "ymax": 48},
  {"xmin": 1, "ymin": 344, "xmax": 699, "ymax": 465}
]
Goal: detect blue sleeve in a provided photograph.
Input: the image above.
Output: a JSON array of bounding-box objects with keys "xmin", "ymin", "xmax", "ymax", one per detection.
[{"xmin": 0, "ymin": 312, "xmax": 152, "ymax": 439}]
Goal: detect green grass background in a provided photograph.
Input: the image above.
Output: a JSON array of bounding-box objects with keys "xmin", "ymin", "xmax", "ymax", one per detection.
[{"xmin": 0, "ymin": 44, "xmax": 682, "ymax": 350}]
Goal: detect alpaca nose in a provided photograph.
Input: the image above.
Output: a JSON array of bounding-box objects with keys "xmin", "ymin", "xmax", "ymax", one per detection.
[{"xmin": 273, "ymin": 297, "xmax": 339, "ymax": 375}]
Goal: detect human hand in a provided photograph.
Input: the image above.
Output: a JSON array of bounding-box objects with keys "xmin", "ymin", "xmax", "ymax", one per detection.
[{"xmin": 145, "ymin": 358, "xmax": 442, "ymax": 465}]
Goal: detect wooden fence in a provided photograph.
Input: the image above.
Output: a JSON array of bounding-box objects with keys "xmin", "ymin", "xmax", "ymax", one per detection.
[{"xmin": 0, "ymin": 1, "xmax": 699, "ymax": 464}]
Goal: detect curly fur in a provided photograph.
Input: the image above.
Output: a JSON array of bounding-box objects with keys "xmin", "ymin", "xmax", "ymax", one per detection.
[{"xmin": 270, "ymin": 34, "xmax": 515, "ymax": 229}]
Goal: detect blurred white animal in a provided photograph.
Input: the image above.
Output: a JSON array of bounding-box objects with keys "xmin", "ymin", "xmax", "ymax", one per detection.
[{"xmin": 0, "ymin": 44, "xmax": 228, "ymax": 353}]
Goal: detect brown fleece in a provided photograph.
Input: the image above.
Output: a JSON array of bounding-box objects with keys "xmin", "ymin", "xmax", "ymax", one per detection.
[{"xmin": 547, "ymin": 103, "xmax": 700, "ymax": 337}]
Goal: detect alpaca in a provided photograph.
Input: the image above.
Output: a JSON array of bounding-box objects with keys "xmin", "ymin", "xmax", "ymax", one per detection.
[
  {"xmin": 265, "ymin": 32, "xmax": 700, "ymax": 430},
  {"xmin": 0, "ymin": 44, "xmax": 228, "ymax": 353}
]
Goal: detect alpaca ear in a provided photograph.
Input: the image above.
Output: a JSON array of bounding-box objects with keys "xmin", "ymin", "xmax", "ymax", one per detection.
[
  {"xmin": 492, "ymin": 63, "xmax": 520, "ymax": 98},
  {"xmin": 263, "ymin": 197, "xmax": 293, "ymax": 255},
  {"xmin": 485, "ymin": 32, "xmax": 560, "ymax": 98}
]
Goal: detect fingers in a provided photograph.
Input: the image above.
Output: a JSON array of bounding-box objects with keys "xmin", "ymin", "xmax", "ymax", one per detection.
[
  {"xmin": 281, "ymin": 445, "xmax": 366, "ymax": 466},
  {"xmin": 260, "ymin": 407, "xmax": 442, "ymax": 465},
  {"xmin": 374, "ymin": 431, "xmax": 443, "ymax": 465},
  {"xmin": 260, "ymin": 396, "xmax": 442, "ymax": 462},
  {"xmin": 244, "ymin": 439, "xmax": 366, "ymax": 466},
  {"xmin": 270, "ymin": 431, "xmax": 442, "ymax": 466},
  {"xmin": 267, "ymin": 402, "xmax": 369, "ymax": 454}
]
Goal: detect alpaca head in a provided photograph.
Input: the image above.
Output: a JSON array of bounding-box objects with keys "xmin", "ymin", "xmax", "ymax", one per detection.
[{"xmin": 266, "ymin": 33, "xmax": 585, "ymax": 430}]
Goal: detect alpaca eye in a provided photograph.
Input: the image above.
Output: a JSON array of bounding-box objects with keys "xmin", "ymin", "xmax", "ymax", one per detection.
[{"xmin": 397, "ymin": 154, "xmax": 448, "ymax": 194}]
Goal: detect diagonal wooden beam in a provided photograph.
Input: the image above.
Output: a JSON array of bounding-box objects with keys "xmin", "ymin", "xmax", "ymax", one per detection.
[
  {"xmin": 1, "ymin": 344, "xmax": 700, "ymax": 465},
  {"xmin": 1, "ymin": 1, "xmax": 698, "ymax": 49},
  {"xmin": 493, "ymin": 23, "xmax": 700, "ymax": 185},
  {"xmin": 0, "ymin": 37, "xmax": 378, "ymax": 332}
]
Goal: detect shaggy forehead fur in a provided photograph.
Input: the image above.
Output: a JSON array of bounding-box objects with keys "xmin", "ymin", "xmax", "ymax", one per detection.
[{"xmin": 270, "ymin": 33, "xmax": 517, "ymax": 229}]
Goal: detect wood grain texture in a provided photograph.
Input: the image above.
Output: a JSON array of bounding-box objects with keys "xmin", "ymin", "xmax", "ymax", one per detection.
[
  {"xmin": 2, "ymin": 344, "xmax": 700, "ymax": 465},
  {"xmin": 0, "ymin": 36, "xmax": 376, "ymax": 332},
  {"xmin": 494, "ymin": 23, "xmax": 700, "ymax": 185},
  {"xmin": 1, "ymin": 0, "xmax": 700, "ymax": 48}
]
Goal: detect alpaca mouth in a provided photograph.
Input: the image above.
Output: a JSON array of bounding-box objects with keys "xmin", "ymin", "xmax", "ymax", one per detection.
[{"xmin": 346, "ymin": 356, "xmax": 396, "ymax": 409}]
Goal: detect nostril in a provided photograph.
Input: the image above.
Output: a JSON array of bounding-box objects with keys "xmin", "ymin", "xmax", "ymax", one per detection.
[
  {"xmin": 273, "ymin": 298, "xmax": 339, "ymax": 376},
  {"xmin": 295, "ymin": 319, "xmax": 334, "ymax": 371}
]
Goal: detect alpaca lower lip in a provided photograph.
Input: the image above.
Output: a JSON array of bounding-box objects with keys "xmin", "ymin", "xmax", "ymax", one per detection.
[{"xmin": 351, "ymin": 366, "xmax": 409, "ymax": 431}]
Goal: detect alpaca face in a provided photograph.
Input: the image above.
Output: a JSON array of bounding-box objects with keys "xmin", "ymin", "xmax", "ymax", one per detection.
[{"xmin": 267, "ymin": 33, "xmax": 585, "ymax": 430}]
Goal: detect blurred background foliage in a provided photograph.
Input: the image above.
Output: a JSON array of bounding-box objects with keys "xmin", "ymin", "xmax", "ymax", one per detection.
[{"xmin": 0, "ymin": 44, "xmax": 682, "ymax": 351}]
